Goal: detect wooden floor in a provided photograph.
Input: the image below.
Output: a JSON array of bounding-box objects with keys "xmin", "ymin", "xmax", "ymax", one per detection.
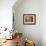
[{"xmin": 0, "ymin": 39, "xmax": 16, "ymax": 46}]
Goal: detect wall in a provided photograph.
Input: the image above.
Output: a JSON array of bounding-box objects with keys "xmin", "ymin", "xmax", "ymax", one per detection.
[
  {"xmin": 13, "ymin": 0, "xmax": 41, "ymax": 46},
  {"xmin": 0, "ymin": 0, "xmax": 16, "ymax": 30},
  {"xmin": 41, "ymin": 0, "xmax": 46, "ymax": 46}
]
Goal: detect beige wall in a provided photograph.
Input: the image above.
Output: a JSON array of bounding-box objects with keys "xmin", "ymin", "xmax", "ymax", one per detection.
[
  {"xmin": 41, "ymin": 0, "xmax": 46, "ymax": 46},
  {"xmin": 13, "ymin": 0, "xmax": 41, "ymax": 46}
]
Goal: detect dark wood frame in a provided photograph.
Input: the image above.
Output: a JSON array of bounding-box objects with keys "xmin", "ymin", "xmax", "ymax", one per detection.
[{"xmin": 23, "ymin": 14, "xmax": 36, "ymax": 25}]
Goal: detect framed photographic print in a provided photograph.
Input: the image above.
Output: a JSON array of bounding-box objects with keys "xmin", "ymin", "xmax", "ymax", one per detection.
[{"xmin": 23, "ymin": 14, "xmax": 36, "ymax": 25}]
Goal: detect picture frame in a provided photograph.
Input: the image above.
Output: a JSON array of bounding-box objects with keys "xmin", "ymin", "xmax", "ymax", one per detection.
[{"xmin": 23, "ymin": 14, "xmax": 36, "ymax": 25}]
